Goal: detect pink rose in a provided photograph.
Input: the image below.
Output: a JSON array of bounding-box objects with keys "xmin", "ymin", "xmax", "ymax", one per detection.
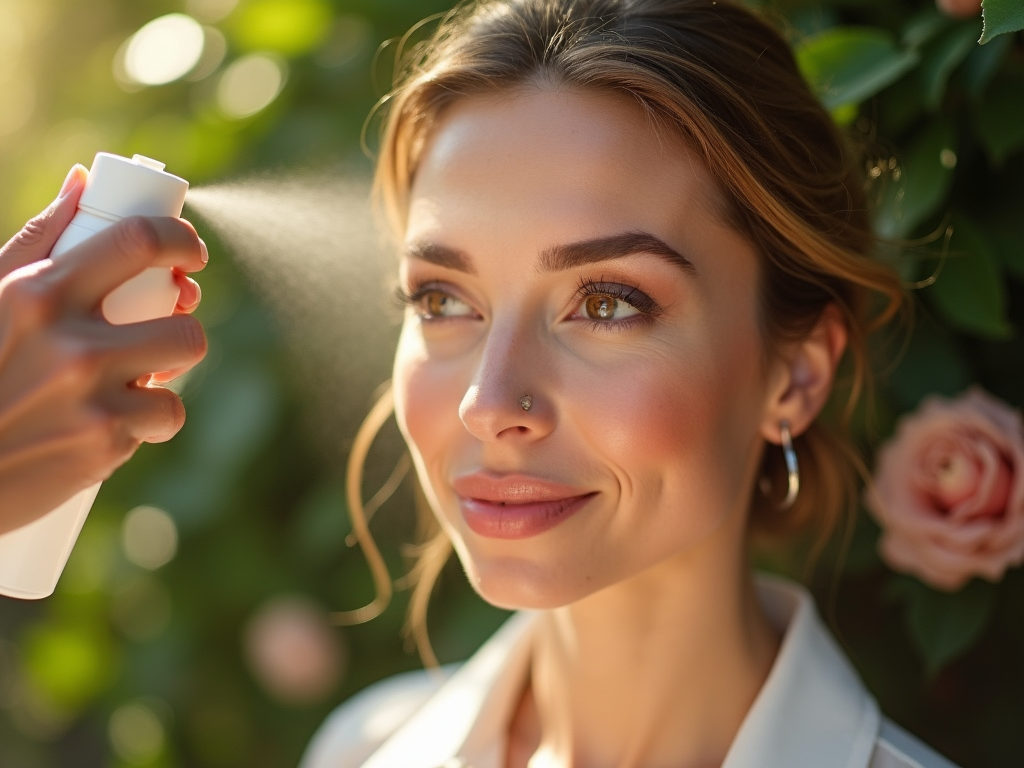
[{"xmin": 867, "ymin": 388, "xmax": 1024, "ymax": 591}]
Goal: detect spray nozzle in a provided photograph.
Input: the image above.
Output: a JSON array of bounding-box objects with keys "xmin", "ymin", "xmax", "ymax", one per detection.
[{"xmin": 131, "ymin": 154, "xmax": 167, "ymax": 172}]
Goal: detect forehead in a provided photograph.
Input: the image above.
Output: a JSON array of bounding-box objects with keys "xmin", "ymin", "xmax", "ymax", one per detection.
[{"xmin": 406, "ymin": 86, "xmax": 734, "ymax": 244}]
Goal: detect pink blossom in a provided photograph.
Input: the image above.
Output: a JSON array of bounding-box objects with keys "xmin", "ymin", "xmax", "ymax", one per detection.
[{"xmin": 867, "ymin": 388, "xmax": 1024, "ymax": 591}]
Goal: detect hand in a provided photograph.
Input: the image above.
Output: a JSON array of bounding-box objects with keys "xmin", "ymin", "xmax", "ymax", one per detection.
[{"xmin": 0, "ymin": 165, "xmax": 208, "ymax": 534}]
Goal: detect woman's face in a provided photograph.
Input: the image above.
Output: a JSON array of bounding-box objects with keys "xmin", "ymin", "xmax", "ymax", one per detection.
[{"xmin": 392, "ymin": 87, "xmax": 785, "ymax": 610}]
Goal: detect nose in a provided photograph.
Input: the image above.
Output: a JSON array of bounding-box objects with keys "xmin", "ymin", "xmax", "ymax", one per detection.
[{"xmin": 458, "ymin": 325, "xmax": 555, "ymax": 442}]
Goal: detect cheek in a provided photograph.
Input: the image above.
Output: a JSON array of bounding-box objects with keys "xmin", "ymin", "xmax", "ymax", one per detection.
[
  {"xmin": 392, "ymin": 325, "xmax": 466, "ymax": 475},
  {"xmin": 605, "ymin": 359, "xmax": 720, "ymax": 474},
  {"xmin": 393, "ymin": 328, "xmax": 436, "ymax": 459},
  {"xmin": 582, "ymin": 332, "xmax": 763, "ymax": 503}
]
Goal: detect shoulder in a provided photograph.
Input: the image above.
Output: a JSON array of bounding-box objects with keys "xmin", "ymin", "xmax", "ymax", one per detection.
[
  {"xmin": 298, "ymin": 665, "xmax": 457, "ymax": 768},
  {"xmin": 870, "ymin": 718, "xmax": 962, "ymax": 768}
]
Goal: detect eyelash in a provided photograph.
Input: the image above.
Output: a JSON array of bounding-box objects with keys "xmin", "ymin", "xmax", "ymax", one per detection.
[
  {"xmin": 571, "ymin": 277, "xmax": 662, "ymax": 331},
  {"xmin": 395, "ymin": 277, "xmax": 663, "ymax": 329},
  {"xmin": 394, "ymin": 282, "xmax": 470, "ymax": 321},
  {"xmin": 394, "ymin": 283, "xmax": 429, "ymax": 309}
]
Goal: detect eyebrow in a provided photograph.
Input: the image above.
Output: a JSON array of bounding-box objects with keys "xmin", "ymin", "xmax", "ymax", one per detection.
[
  {"xmin": 403, "ymin": 241, "xmax": 475, "ymax": 273},
  {"xmin": 403, "ymin": 231, "xmax": 695, "ymax": 275}
]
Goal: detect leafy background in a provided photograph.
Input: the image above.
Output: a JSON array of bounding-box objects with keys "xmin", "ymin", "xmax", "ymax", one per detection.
[{"xmin": 0, "ymin": 0, "xmax": 1021, "ymax": 766}]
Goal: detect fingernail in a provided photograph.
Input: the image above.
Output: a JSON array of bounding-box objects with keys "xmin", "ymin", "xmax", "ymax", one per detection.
[
  {"xmin": 199, "ymin": 238, "xmax": 209, "ymax": 263},
  {"xmin": 58, "ymin": 164, "xmax": 84, "ymax": 199}
]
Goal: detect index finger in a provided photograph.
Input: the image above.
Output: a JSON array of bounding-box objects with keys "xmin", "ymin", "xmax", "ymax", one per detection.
[{"xmin": 49, "ymin": 216, "xmax": 207, "ymax": 310}]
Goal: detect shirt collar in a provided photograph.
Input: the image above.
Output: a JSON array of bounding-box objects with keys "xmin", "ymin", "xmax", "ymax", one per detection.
[
  {"xmin": 721, "ymin": 575, "xmax": 880, "ymax": 768},
  {"xmin": 362, "ymin": 576, "xmax": 879, "ymax": 768}
]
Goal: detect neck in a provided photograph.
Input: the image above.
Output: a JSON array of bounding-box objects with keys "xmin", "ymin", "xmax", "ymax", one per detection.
[{"xmin": 510, "ymin": 531, "xmax": 779, "ymax": 768}]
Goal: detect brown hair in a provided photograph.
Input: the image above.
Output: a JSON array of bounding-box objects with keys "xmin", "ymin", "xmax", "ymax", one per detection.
[{"xmin": 341, "ymin": 0, "xmax": 906, "ymax": 662}]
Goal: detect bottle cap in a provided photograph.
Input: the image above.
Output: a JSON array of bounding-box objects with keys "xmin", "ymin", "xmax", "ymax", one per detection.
[{"xmin": 79, "ymin": 153, "xmax": 189, "ymax": 219}]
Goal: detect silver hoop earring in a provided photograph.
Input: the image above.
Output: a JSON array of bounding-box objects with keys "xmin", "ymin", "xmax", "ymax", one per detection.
[
  {"xmin": 779, "ymin": 420, "xmax": 799, "ymax": 510},
  {"xmin": 519, "ymin": 394, "xmax": 533, "ymax": 412}
]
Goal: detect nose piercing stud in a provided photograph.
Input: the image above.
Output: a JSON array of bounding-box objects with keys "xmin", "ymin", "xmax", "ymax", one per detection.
[{"xmin": 519, "ymin": 395, "xmax": 533, "ymax": 412}]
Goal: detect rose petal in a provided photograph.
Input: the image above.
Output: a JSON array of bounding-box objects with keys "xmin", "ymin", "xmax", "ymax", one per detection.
[
  {"xmin": 951, "ymin": 445, "xmax": 1011, "ymax": 520},
  {"xmin": 917, "ymin": 439, "xmax": 981, "ymax": 512},
  {"xmin": 880, "ymin": 533, "xmax": 972, "ymax": 591},
  {"xmin": 868, "ymin": 387, "xmax": 1024, "ymax": 591}
]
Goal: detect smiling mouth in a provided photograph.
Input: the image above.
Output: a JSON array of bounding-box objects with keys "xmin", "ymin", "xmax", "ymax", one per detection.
[
  {"xmin": 458, "ymin": 494, "xmax": 597, "ymax": 539},
  {"xmin": 452, "ymin": 473, "xmax": 597, "ymax": 539}
]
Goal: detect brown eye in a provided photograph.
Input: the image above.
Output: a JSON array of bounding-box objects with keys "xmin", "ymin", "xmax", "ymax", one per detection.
[
  {"xmin": 581, "ymin": 294, "xmax": 639, "ymax": 321},
  {"xmin": 422, "ymin": 290, "xmax": 474, "ymax": 318}
]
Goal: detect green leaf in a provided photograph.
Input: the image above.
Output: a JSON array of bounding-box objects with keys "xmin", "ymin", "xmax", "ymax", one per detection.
[
  {"xmin": 925, "ymin": 214, "xmax": 1013, "ymax": 339},
  {"xmin": 873, "ymin": 119, "xmax": 956, "ymax": 239},
  {"xmin": 980, "ymin": 0, "xmax": 1024, "ymax": 44},
  {"xmin": 901, "ymin": 578, "xmax": 997, "ymax": 673},
  {"xmin": 796, "ymin": 27, "xmax": 920, "ymax": 111},
  {"xmin": 972, "ymin": 73, "xmax": 1024, "ymax": 166},
  {"xmin": 919, "ymin": 21, "xmax": 983, "ymax": 110}
]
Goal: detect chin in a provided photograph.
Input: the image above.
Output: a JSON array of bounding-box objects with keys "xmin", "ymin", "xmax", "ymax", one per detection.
[{"xmin": 459, "ymin": 553, "xmax": 599, "ymax": 611}]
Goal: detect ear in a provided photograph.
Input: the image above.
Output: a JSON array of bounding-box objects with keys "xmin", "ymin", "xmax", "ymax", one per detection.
[{"xmin": 760, "ymin": 304, "xmax": 848, "ymax": 444}]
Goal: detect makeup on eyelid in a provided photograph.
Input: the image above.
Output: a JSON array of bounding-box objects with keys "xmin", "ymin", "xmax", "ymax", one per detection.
[{"xmin": 395, "ymin": 269, "xmax": 665, "ymax": 326}]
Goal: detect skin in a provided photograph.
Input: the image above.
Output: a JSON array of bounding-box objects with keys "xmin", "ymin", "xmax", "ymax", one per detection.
[
  {"xmin": 392, "ymin": 86, "xmax": 847, "ymax": 768},
  {"xmin": 0, "ymin": 164, "xmax": 207, "ymax": 534}
]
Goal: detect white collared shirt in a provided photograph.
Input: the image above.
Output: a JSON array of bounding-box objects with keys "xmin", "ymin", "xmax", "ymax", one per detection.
[{"xmin": 301, "ymin": 577, "xmax": 959, "ymax": 768}]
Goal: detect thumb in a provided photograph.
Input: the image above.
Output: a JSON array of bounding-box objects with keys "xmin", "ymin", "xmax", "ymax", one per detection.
[{"xmin": 0, "ymin": 164, "xmax": 87, "ymax": 278}]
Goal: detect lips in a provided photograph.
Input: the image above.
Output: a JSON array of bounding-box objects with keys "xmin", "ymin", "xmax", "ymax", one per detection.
[{"xmin": 452, "ymin": 473, "xmax": 596, "ymax": 539}]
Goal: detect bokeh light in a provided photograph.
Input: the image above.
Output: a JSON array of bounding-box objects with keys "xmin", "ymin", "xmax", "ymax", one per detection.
[
  {"xmin": 185, "ymin": 26, "xmax": 228, "ymax": 82},
  {"xmin": 231, "ymin": 0, "xmax": 332, "ymax": 56},
  {"xmin": 187, "ymin": 0, "xmax": 240, "ymax": 24},
  {"xmin": 242, "ymin": 596, "xmax": 345, "ymax": 705},
  {"xmin": 122, "ymin": 506, "xmax": 178, "ymax": 570},
  {"xmin": 216, "ymin": 53, "xmax": 288, "ymax": 119},
  {"xmin": 109, "ymin": 700, "xmax": 166, "ymax": 764},
  {"xmin": 121, "ymin": 14, "xmax": 206, "ymax": 86},
  {"xmin": 21, "ymin": 622, "xmax": 116, "ymax": 713}
]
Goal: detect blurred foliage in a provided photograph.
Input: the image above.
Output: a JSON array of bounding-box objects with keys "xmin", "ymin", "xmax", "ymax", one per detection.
[
  {"xmin": 788, "ymin": 3, "xmax": 1024, "ymax": 766},
  {"xmin": 0, "ymin": 0, "xmax": 1021, "ymax": 767}
]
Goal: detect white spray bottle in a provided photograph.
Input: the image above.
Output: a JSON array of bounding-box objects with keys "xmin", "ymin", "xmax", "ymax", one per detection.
[{"xmin": 0, "ymin": 153, "xmax": 189, "ymax": 600}]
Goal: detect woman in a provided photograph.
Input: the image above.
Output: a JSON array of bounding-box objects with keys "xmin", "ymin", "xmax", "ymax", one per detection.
[{"xmin": 299, "ymin": 0, "xmax": 958, "ymax": 766}]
